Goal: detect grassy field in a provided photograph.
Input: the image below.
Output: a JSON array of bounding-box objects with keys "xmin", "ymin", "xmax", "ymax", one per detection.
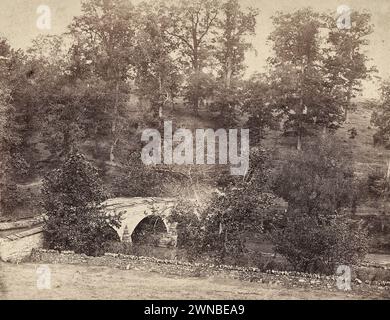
[
  {"xmin": 1, "ymin": 262, "xmax": 388, "ymax": 300},
  {"xmin": 261, "ymin": 106, "xmax": 390, "ymax": 177}
]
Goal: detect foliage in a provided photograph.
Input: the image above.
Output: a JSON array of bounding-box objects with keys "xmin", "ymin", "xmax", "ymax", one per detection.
[
  {"xmin": 271, "ymin": 139, "xmax": 368, "ymax": 273},
  {"xmin": 210, "ymin": 82, "xmax": 242, "ymax": 126},
  {"xmin": 203, "ymin": 188, "xmax": 274, "ymax": 264},
  {"xmin": 184, "ymin": 71, "xmax": 216, "ymax": 113},
  {"xmin": 112, "ymin": 151, "xmax": 183, "ymax": 197},
  {"xmin": 242, "ymin": 73, "xmax": 281, "ymax": 140},
  {"xmin": 215, "ymin": 0, "xmax": 258, "ymax": 86},
  {"xmin": 273, "ymin": 138, "xmax": 358, "ymax": 217},
  {"xmin": 271, "ymin": 214, "xmax": 369, "ymax": 274},
  {"xmin": 133, "ymin": 2, "xmax": 182, "ymax": 118},
  {"xmin": 267, "ymin": 9, "xmax": 373, "ymax": 149},
  {"xmin": 324, "ymin": 10, "xmax": 376, "ymax": 120},
  {"xmin": 0, "ymin": 2, "xmax": 381, "ymax": 267},
  {"xmin": 166, "ymin": 147, "xmax": 275, "ymax": 264},
  {"xmin": 167, "ymin": 198, "xmax": 205, "ymax": 261},
  {"xmin": 203, "ymin": 147, "xmax": 275, "ymax": 263},
  {"xmin": 367, "ymin": 169, "xmax": 389, "ymax": 198},
  {"xmin": 161, "ymin": 0, "xmax": 220, "ymax": 72},
  {"xmin": 42, "ymin": 152, "xmax": 121, "ymax": 256},
  {"xmin": 0, "ymin": 39, "xmax": 27, "ymax": 215},
  {"xmin": 372, "ymin": 81, "xmax": 390, "ymax": 147}
]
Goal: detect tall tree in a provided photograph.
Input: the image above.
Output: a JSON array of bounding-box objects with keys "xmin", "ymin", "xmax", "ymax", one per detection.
[
  {"xmin": 324, "ymin": 10, "xmax": 376, "ymax": 122},
  {"xmin": 69, "ymin": 0, "xmax": 136, "ymax": 163},
  {"xmin": 242, "ymin": 73, "xmax": 280, "ymax": 140},
  {"xmin": 371, "ymin": 81, "xmax": 390, "ymax": 145},
  {"xmin": 268, "ymin": 9, "xmax": 344, "ymax": 150},
  {"xmin": 133, "ymin": 2, "xmax": 182, "ymax": 119},
  {"xmin": 161, "ymin": 0, "xmax": 220, "ymax": 113},
  {"xmin": 0, "ymin": 39, "xmax": 26, "ymax": 215},
  {"xmin": 216, "ymin": 0, "xmax": 258, "ymax": 89},
  {"xmin": 0, "ymin": 83, "xmax": 18, "ymax": 215},
  {"xmin": 13, "ymin": 35, "xmax": 89, "ymax": 166},
  {"xmin": 211, "ymin": 0, "xmax": 258, "ymax": 126}
]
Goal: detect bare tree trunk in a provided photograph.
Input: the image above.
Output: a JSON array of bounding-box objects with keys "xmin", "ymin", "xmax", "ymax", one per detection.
[
  {"xmin": 344, "ymin": 83, "xmax": 353, "ymax": 122},
  {"xmin": 344, "ymin": 107, "xmax": 349, "ymax": 123},
  {"xmin": 94, "ymin": 126, "xmax": 100, "ymax": 158},
  {"xmin": 192, "ymin": 49, "xmax": 200, "ymax": 116},
  {"xmin": 297, "ymin": 64, "xmax": 305, "ymax": 152},
  {"xmin": 158, "ymin": 76, "xmax": 163, "ymax": 119},
  {"xmin": 386, "ymin": 160, "xmax": 390, "ymax": 180},
  {"xmin": 297, "ymin": 133, "xmax": 302, "ymax": 151},
  {"xmin": 225, "ymin": 56, "xmax": 232, "ymax": 89},
  {"xmin": 109, "ymin": 138, "xmax": 119, "ymax": 163},
  {"xmin": 193, "ymin": 96, "xmax": 199, "ymax": 116},
  {"xmin": 110, "ymin": 82, "xmax": 119, "ymax": 163}
]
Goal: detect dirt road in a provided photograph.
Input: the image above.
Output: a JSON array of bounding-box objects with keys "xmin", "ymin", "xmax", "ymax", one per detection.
[{"xmin": 0, "ymin": 262, "xmax": 388, "ymax": 300}]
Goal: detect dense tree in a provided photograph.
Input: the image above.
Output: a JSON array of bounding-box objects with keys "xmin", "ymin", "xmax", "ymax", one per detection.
[
  {"xmin": 160, "ymin": 0, "xmax": 220, "ymax": 113},
  {"xmin": 216, "ymin": 0, "xmax": 258, "ymax": 89},
  {"xmin": 0, "ymin": 39, "xmax": 27, "ymax": 215},
  {"xmin": 0, "ymin": 84, "xmax": 18, "ymax": 215},
  {"xmin": 273, "ymin": 139, "xmax": 358, "ymax": 217},
  {"xmin": 268, "ymin": 9, "xmax": 345, "ymax": 150},
  {"xmin": 271, "ymin": 139, "xmax": 368, "ymax": 273},
  {"xmin": 242, "ymin": 73, "xmax": 280, "ymax": 140},
  {"xmin": 371, "ymin": 81, "xmax": 390, "ymax": 147},
  {"xmin": 204, "ymin": 0, "xmax": 259, "ymax": 126},
  {"xmin": 68, "ymin": 0, "xmax": 136, "ymax": 163},
  {"xmin": 184, "ymin": 71, "xmax": 216, "ymax": 114},
  {"xmin": 42, "ymin": 152, "xmax": 121, "ymax": 255},
  {"xmin": 324, "ymin": 10, "xmax": 376, "ymax": 122},
  {"xmin": 0, "ymin": 3, "xmax": 380, "ymax": 271},
  {"xmin": 167, "ymin": 198, "xmax": 205, "ymax": 261},
  {"xmin": 162, "ymin": 0, "xmax": 220, "ymax": 72},
  {"xmin": 133, "ymin": 2, "xmax": 182, "ymax": 119},
  {"xmin": 164, "ymin": 147, "xmax": 275, "ymax": 264},
  {"xmin": 17, "ymin": 36, "xmax": 92, "ymax": 164},
  {"xmin": 271, "ymin": 213, "xmax": 368, "ymax": 274}
]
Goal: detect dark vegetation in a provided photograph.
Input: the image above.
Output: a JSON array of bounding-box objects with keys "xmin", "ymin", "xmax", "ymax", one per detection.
[{"xmin": 1, "ymin": 0, "xmax": 389, "ymax": 274}]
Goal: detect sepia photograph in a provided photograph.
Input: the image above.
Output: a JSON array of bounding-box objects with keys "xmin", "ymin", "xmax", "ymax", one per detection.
[{"xmin": 0, "ymin": 0, "xmax": 390, "ymax": 304}]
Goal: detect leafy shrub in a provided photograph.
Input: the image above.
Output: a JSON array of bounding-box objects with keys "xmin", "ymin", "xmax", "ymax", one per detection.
[
  {"xmin": 367, "ymin": 169, "xmax": 389, "ymax": 197},
  {"xmin": 167, "ymin": 148, "xmax": 275, "ymax": 265},
  {"xmin": 373, "ymin": 131, "xmax": 390, "ymax": 148},
  {"xmin": 271, "ymin": 139, "xmax": 368, "ymax": 273},
  {"xmin": 0, "ymin": 182, "xmax": 20, "ymax": 215},
  {"xmin": 273, "ymin": 138, "xmax": 358, "ymax": 217},
  {"xmin": 371, "ymin": 81, "xmax": 390, "ymax": 148},
  {"xmin": 271, "ymin": 214, "xmax": 368, "ymax": 274},
  {"xmin": 167, "ymin": 198, "xmax": 205, "ymax": 261},
  {"xmin": 203, "ymin": 188, "xmax": 274, "ymax": 264},
  {"xmin": 111, "ymin": 151, "xmax": 182, "ymax": 197},
  {"xmin": 42, "ymin": 151, "xmax": 121, "ymax": 256}
]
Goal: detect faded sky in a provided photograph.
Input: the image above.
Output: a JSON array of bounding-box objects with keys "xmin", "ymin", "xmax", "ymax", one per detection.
[{"xmin": 0, "ymin": 0, "xmax": 389, "ymax": 98}]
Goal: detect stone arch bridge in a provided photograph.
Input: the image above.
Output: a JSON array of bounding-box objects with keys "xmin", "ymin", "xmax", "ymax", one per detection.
[{"xmin": 103, "ymin": 197, "xmax": 178, "ymax": 247}]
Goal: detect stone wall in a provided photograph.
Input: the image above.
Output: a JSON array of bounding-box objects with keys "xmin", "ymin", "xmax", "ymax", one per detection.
[
  {"xmin": 30, "ymin": 249, "xmax": 390, "ymax": 294},
  {"xmin": 0, "ymin": 227, "xmax": 44, "ymax": 262}
]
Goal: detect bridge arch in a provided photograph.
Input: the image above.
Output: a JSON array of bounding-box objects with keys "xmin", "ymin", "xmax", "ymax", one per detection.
[{"xmin": 103, "ymin": 197, "xmax": 178, "ymax": 247}]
